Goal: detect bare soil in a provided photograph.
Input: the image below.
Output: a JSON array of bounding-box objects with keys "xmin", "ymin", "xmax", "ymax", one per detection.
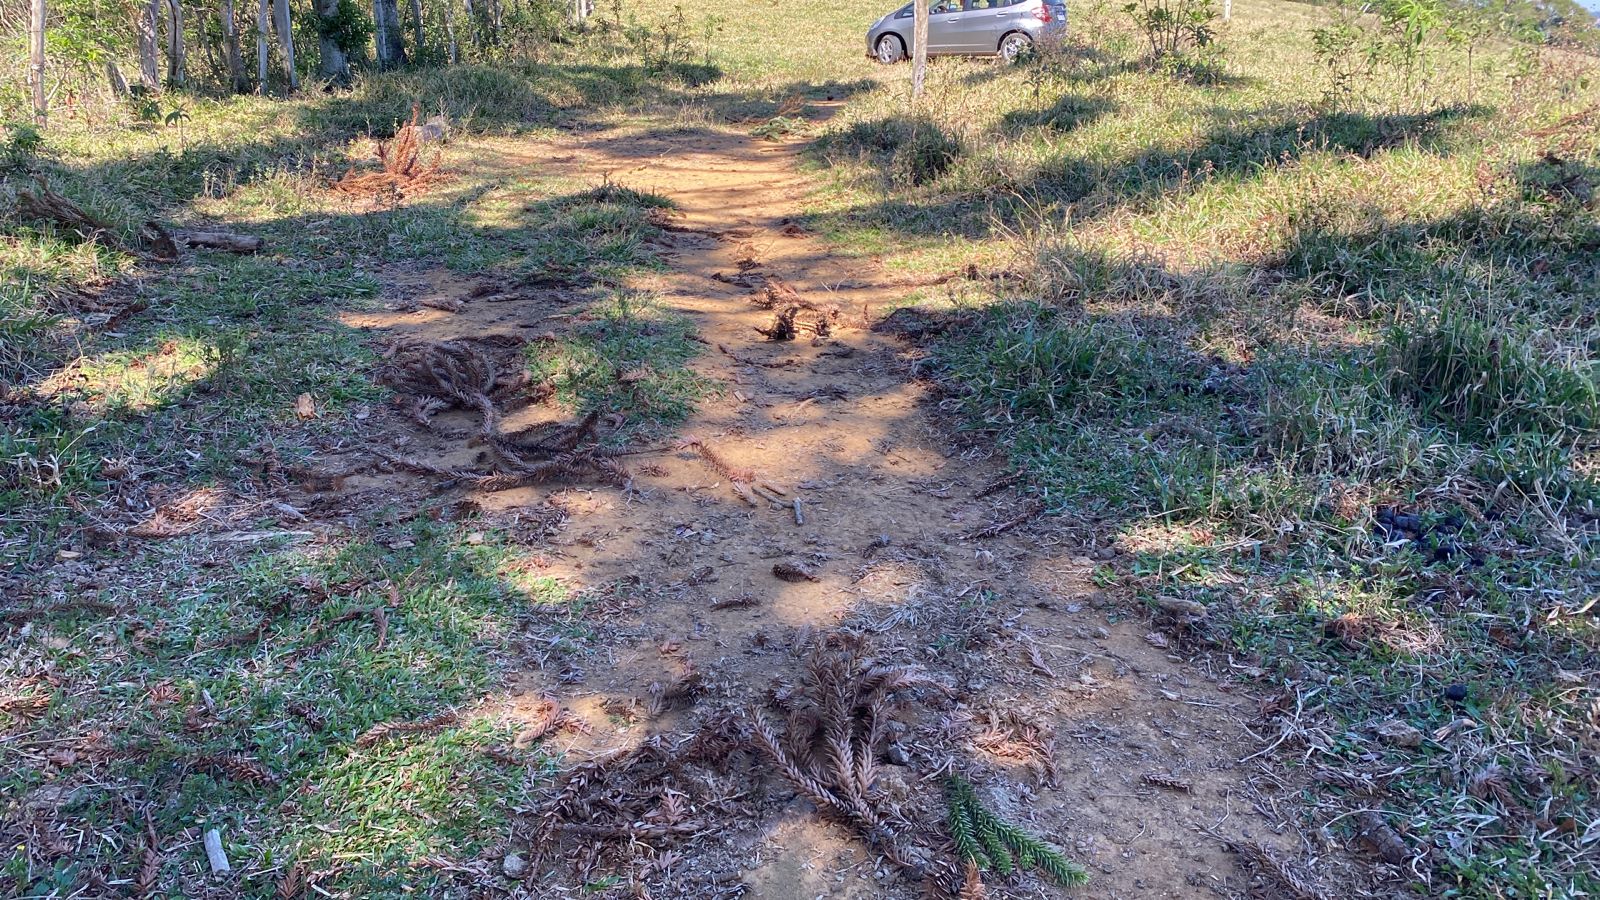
[{"xmin": 320, "ymin": 124, "xmax": 1304, "ymax": 898}]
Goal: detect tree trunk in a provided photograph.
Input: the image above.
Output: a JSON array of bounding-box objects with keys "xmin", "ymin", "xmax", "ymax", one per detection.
[
  {"xmin": 166, "ymin": 0, "xmax": 186, "ymax": 86},
  {"xmin": 409, "ymin": 0, "xmax": 425, "ymax": 58},
  {"xmin": 221, "ymin": 0, "xmax": 246, "ymax": 91},
  {"xmin": 461, "ymin": 0, "xmax": 476, "ymax": 49},
  {"xmin": 28, "ymin": 0, "xmax": 46, "ymax": 123},
  {"xmin": 373, "ymin": 0, "xmax": 408, "ymax": 69},
  {"xmin": 105, "ymin": 58, "xmax": 130, "ymax": 95},
  {"xmin": 272, "ymin": 0, "xmax": 298, "ymax": 90},
  {"xmin": 316, "ymin": 0, "xmax": 350, "ymax": 85},
  {"xmin": 135, "ymin": 0, "xmax": 161, "ymax": 88},
  {"xmin": 911, "ymin": 0, "xmax": 928, "ymax": 100},
  {"xmin": 256, "ymin": 0, "xmax": 269, "ymax": 92},
  {"xmin": 444, "ymin": 0, "xmax": 458, "ymax": 63}
]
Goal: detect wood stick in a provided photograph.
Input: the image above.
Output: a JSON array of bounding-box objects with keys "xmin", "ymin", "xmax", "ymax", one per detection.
[{"xmin": 204, "ymin": 828, "xmax": 231, "ymax": 873}]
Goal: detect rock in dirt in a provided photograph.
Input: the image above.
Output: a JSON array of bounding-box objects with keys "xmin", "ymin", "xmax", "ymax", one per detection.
[
  {"xmin": 1376, "ymin": 719, "xmax": 1423, "ymax": 749},
  {"xmin": 1153, "ymin": 596, "xmax": 1208, "ymax": 620},
  {"xmin": 502, "ymin": 852, "xmax": 529, "ymax": 879}
]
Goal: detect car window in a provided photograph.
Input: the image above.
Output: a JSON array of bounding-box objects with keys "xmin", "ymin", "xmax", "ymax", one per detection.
[
  {"xmin": 930, "ymin": 1, "xmax": 958, "ymax": 13},
  {"xmin": 894, "ymin": 4, "xmax": 912, "ymax": 16},
  {"xmin": 963, "ymin": 0, "xmax": 998, "ymax": 9}
]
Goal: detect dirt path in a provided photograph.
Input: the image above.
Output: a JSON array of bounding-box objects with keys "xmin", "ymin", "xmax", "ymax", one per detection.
[{"xmin": 340, "ymin": 124, "xmax": 1298, "ymax": 898}]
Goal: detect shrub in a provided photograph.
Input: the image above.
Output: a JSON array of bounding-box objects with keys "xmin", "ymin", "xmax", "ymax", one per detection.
[
  {"xmin": 821, "ymin": 116, "xmax": 963, "ymax": 187},
  {"xmin": 1122, "ymin": 0, "xmax": 1217, "ymax": 58}
]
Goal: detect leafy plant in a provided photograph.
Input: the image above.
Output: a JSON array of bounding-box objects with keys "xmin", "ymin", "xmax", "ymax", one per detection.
[
  {"xmin": 1122, "ymin": 0, "xmax": 1217, "ymax": 57},
  {"xmin": 1311, "ymin": 14, "xmax": 1367, "ymax": 109},
  {"xmin": 751, "ymin": 115, "xmax": 803, "ymax": 141},
  {"xmin": 1, "ymin": 122, "xmax": 45, "ymax": 171},
  {"xmin": 946, "ymin": 775, "xmax": 1088, "ymax": 887},
  {"xmin": 316, "ymin": 0, "xmax": 375, "ymax": 56}
]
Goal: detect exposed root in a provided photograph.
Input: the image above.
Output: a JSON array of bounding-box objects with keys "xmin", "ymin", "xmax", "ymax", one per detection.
[{"xmin": 377, "ymin": 340, "xmax": 628, "ymax": 492}]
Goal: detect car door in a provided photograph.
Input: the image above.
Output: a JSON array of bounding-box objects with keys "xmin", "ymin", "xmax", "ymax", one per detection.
[
  {"xmin": 926, "ymin": 0, "xmax": 964, "ymax": 53},
  {"xmin": 949, "ymin": 0, "xmax": 1005, "ymax": 52}
]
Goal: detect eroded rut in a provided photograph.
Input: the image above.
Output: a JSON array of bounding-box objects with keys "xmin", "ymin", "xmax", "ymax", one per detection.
[{"xmin": 338, "ymin": 126, "xmax": 1297, "ymax": 898}]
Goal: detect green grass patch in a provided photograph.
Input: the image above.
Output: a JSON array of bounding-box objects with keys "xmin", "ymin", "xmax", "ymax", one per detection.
[
  {"xmin": 0, "ymin": 518, "xmax": 567, "ymax": 898},
  {"xmin": 528, "ymin": 289, "xmax": 709, "ymax": 432}
]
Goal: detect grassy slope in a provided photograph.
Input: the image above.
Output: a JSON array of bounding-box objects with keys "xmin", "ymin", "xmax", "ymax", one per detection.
[{"xmin": 795, "ymin": 0, "xmax": 1598, "ymax": 895}]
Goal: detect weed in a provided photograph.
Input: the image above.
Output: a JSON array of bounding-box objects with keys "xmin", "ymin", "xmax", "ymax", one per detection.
[{"xmin": 816, "ymin": 115, "xmax": 964, "ymax": 187}]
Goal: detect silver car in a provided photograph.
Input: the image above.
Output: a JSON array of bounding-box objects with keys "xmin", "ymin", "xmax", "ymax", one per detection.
[{"xmin": 866, "ymin": 0, "xmax": 1067, "ymax": 64}]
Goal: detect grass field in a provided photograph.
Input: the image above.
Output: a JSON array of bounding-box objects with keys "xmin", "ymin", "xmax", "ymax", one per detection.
[{"xmin": 3, "ymin": 0, "xmax": 1598, "ymax": 895}]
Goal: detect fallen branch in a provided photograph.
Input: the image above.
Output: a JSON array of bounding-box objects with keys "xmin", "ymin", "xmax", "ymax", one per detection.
[
  {"xmin": 963, "ymin": 500, "xmax": 1044, "ymax": 540},
  {"xmin": 177, "ymin": 230, "xmax": 263, "ymax": 253}
]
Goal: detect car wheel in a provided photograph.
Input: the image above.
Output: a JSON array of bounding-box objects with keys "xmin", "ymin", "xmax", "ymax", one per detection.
[
  {"xmin": 876, "ymin": 35, "xmax": 906, "ymax": 65},
  {"xmin": 999, "ymin": 32, "xmax": 1032, "ymax": 62}
]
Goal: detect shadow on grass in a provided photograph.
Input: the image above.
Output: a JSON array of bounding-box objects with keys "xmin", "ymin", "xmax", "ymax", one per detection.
[
  {"xmin": 807, "ymin": 103, "xmax": 1491, "ymax": 239},
  {"xmin": 999, "ymin": 92, "xmax": 1120, "ymax": 136}
]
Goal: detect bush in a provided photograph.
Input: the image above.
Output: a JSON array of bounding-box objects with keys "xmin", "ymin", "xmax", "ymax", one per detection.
[
  {"xmin": 1122, "ymin": 0, "xmax": 1217, "ymax": 57},
  {"xmin": 820, "ymin": 116, "xmax": 963, "ymax": 187}
]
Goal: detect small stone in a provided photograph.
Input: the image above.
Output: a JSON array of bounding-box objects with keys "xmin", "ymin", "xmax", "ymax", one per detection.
[
  {"xmin": 1442, "ymin": 683, "xmax": 1468, "ymax": 703},
  {"xmin": 1095, "ymin": 547, "xmax": 1118, "ymax": 560},
  {"xmin": 884, "ymin": 743, "xmax": 911, "ymax": 766},
  {"xmin": 1154, "ymin": 596, "xmax": 1208, "ymax": 619},
  {"xmin": 502, "ymin": 852, "xmax": 529, "ymax": 879},
  {"xmin": 1377, "ymin": 719, "xmax": 1424, "ymax": 749}
]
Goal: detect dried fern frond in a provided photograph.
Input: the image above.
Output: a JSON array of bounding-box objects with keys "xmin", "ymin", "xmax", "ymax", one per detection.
[
  {"xmin": 197, "ymin": 753, "xmax": 277, "ymax": 786},
  {"xmin": 1228, "ymin": 841, "xmax": 1331, "ymax": 900},
  {"xmin": 748, "ymin": 642, "xmax": 929, "ymax": 877},
  {"xmin": 355, "ymin": 710, "xmax": 459, "ymax": 748}
]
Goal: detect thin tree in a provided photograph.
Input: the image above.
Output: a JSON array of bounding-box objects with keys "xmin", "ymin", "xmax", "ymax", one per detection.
[
  {"xmin": 256, "ymin": 0, "xmax": 269, "ymax": 91},
  {"xmin": 461, "ymin": 0, "xmax": 476, "ymax": 50},
  {"xmin": 221, "ymin": 0, "xmax": 247, "ymax": 91},
  {"xmin": 315, "ymin": 0, "xmax": 351, "ymax": 85},
  {"xmin": 409, "ymin": 0, "xmax": 425, "ymax": 57},
  {"xmin": 165, "ymin": 0, "xmax": 186, "ymax": 86},
  {"xmin": 135, "ymin": 0, "xmax": 161, "ymax": 89},
  {"xmin": 104, "ymin": 57, "xmax": 130, "ymax": 95},
  {"xmin": 911, "ymin": 0, "xmax": 928, "ymax": 99},
  {"xmin": 28, "ymin": 0, "xmax": 46, "ymax": 123},
  {"xmin": 374, "ymin": 0, "xmax": 407, "ymax": 68},
  {"xmin": 272, "ymin": 0, "xmax": 298, "ymax": 90},
  {"xmin": 444, "ymin": 0, "xmax": 458, "ymax": 62}
]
